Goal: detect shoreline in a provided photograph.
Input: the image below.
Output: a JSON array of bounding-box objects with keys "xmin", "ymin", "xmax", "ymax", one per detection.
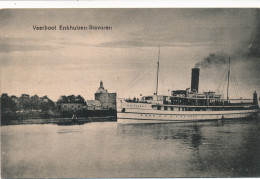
[{"xmin": 1, "ymin": 116, "xmax": 116, "ymax": 126}]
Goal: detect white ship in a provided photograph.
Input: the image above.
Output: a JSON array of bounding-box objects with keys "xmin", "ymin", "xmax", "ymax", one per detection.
[{"xmin": 117, "ymin": 47, "xmax": 260, "ymax": 124}]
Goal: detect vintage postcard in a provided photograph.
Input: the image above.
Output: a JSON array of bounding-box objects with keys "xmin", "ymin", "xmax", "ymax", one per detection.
[{"xmin": 1, "ymin": 8, "xmax": 260, "ymax": 178}]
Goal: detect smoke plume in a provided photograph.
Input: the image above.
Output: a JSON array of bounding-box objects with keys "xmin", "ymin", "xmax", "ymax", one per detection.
[
  {"xmin": 245, "ymin": 11, "xmax": 260, "ymax": 58},
  {"xmin": 195, "ymin": 54, "xmax": 228, "ymax": 68},
  {"xmin": 196, "ymin": 10, "xmax": 260, "ymax": 69}
]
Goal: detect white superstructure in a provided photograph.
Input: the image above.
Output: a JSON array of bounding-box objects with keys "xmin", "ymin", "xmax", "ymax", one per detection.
[
  {"xmin": 117, "ymin": 96, "xmax": 259, "ymax": 124},
  {"xmin": 117, "ymin": 48, "xmax": 260, "ymax": 124}
]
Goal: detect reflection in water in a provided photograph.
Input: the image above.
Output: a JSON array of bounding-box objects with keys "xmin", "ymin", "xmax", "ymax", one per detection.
[
  {"xmin": 2, "ymin": 118, "xmax": 260, "ymax": 178},
  {"xmin": 190, "ymin": 125, "xmax": 202, "ymax": 149},
  {"xmin": 116, "ymin": 118, "xmax": 260, "ymax": 177},
  {"xmin": 57, "ymin": 128, "xmax": 83, "ymax": 134},
  {"xmin": 117, "ymin": 122, "xmax": 203, "ymax": 150}
]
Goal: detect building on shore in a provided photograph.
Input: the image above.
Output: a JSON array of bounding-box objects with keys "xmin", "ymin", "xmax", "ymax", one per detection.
[
  {"xmin": 86, "ymin": 100, "xmax": 102, "ymax": 110},
  {"xmin": 59, "ymin": 102, "xmax": 85, "ymax": 111},
  {"xmin": 95, "ymin": 81, "xmax": 117, "ymax": 110}
]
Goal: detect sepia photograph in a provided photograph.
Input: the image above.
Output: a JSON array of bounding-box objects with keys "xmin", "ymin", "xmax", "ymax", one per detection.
[{"xmin": 1, "ymin": 8, "xmax": 260, "ymax": 178}]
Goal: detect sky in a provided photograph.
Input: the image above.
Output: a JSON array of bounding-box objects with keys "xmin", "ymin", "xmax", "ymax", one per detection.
[{"xmin": 0, "ymin": 9, "xmax": 260, "ymax": 101}]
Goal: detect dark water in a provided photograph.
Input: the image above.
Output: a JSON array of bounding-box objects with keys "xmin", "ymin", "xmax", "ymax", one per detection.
[{"xmin": 1, "ymin": 118, "xmax": 260, "ymax": 178}]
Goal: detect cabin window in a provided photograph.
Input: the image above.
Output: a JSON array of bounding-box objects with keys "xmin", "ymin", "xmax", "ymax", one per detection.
[
  {"xmin": 164, "ymin": 106, "xmax": 168, "ymax": 110},
  {"xmin": 170, "ymin": 107, "xmax": 174, "ymax": 111},
  {"xmin": 157, "ymin": 106, "xmax": 161, "ymax": 110}
]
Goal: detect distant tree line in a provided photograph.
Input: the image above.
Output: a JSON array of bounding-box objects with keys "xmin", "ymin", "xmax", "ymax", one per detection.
[
  {"xmin": 1, "ymin": 93, "xmax": 58, "ymax": 123},
  {"xmin": 1, "ymin": 93, "xmax": 55, "ymax": 113},
  {"xmin": 1, "ymin": 93, "xmax": 117, "ymax": 124},
  {"xmin": 57, "ymin": 95, "xmax": 86, "ymax": 103},
  {"xmin": 1, "ymin": 94, "xmax": 87, "ymax": 114},
  {"xmin": 1, "ymin": 93, "xmax": 87, "ymax": 114}
]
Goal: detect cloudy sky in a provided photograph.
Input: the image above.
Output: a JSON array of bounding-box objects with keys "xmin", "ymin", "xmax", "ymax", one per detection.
[{"xmin": 0, "ymin": 9, "xmax": 259, "ymax": 101}]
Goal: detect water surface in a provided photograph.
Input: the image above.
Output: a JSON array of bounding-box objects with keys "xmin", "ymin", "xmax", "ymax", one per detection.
[{"xmin": 1, "ymin": 118, "xmax": 260, "ymax": 177}]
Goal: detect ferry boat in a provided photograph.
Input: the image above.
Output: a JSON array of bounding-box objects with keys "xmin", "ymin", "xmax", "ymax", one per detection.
[{"xmin": 117, "ymin": 47, "xmax": 260, "ymax": 124}]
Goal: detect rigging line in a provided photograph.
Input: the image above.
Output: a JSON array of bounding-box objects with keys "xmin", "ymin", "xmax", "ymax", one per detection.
[
  {"xmin": 216, "ymin": 67, "xmax": 228, "ymax": 93},
  {"xmin": 236, "ymin": 76, "xmax": 242, "ymax": 97},
  {"xmin": 216, "ymin": 65, "xmax": 228, "ymax": 91},
  {"xmin": 230, "ymin": 76, "xmax": 237, "ymax": 97},
  {"xmin": 125, "ymin": 64, "xmax": 156, "ymax": 90},
  {"xmin": 233, "ymin": 75, "xmax": 240, "ymax": 98},
  {"xmin": 214, "ymin": 75, "xmax": 220, "ymax": 91},
  {"xmin": 160, "ymin": 62, "xmax": 166, "ymax": 95},
  {"xmin": 228, "ymin": 61, "xmax": 241, "ymax": 98},
  {"xmin": 221, "ymin": 63, "xmax": 230, "ymax": 98},
  {"xmin": 219, "ymin": 67, "xmax": 229, "ymax": 98},
  {"xmin": 219, "ymin": 73, "xmax": 225, "ymax": 92},
  {"xmin": 220, "ymin": 82, "xmax": 226, "ymax": 99},
  {"xmin": 220, "ymin": 79, "xmax": 226, "ymax": 95},
  {"xmin": 120, "ymin": 76, "xmax": 142, "ymax": 93},
  {"xmin": 122, "ymin": 70, "xmax": 151, "ymax": 92},
  {"xmin": 230, "ymin": 75, "xmax": 238, "ymax": 98},
  {"xmin": 231, "ymin": 65, "xmax": 242, "ymax": 97},
  {"xmin": 217, "ymin": 81, "xmax": 225, "ymax": 95},
  {"xmin": 227, "ymin": 57, "xmax": 231, "ymax": 101},
  {"xmin": 127, "ymin": 68, "xmax": 156, "ymax": 93},
  {"xmin": 152, "ymin": 63, "xmax": 160, "ymax": 95},
  {"xmin": 233, "ymin": 74, "xmax": 242, "ymax": 97},
  {"xmin": 155, "ymin": 45, "xmax": 160, "ymax": 95},
  {"xmin": 229, "ymin": 62, "xmax": 236, "ymax": 98},
  {"xmin": 232, "ymin": 60, "xmax": 242, "ymax": 98},
  {"xmin": 123, "ymin": 68, "xmax": 150, "ymax": 89},
  {"xmin": 216, "ymin": 73, "xmax": 226, "ymax": 93},
  {"xmin": 121, "ymin": 74, "xmax": 140, "ymax": 92}
]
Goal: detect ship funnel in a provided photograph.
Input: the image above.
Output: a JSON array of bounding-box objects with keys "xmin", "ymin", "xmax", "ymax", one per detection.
[{"xmin": 191, "ymin": 68, "xmax": 200, "ymax": 93}]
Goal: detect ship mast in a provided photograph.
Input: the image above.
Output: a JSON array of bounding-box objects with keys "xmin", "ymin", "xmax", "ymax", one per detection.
[
  {"xmin": 155, "ymin": 45, "xmax": 160, "ymax": 95},
  {"xmin": 227, "ymin": 57, "xmax": 230, "ymax": 102}
]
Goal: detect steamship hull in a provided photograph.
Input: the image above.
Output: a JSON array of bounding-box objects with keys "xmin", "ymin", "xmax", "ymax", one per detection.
[
  {"xmin": 117, "ymin": 49, "xmax": 259, "ymax": 124},
  {"xmin": 117, "ymin": 101, "xmax": 259, "ymax": 124}
]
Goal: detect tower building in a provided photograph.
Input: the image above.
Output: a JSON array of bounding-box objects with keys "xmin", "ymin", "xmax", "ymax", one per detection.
[{"xmin": 95, "ymin": 81, "xmax": 117, "ymax": 110}]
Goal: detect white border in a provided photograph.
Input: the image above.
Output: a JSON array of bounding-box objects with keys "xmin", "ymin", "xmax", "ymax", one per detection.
[{"xmin": 0, "ymin": 0, "xmax": 260, "ymax": 8}]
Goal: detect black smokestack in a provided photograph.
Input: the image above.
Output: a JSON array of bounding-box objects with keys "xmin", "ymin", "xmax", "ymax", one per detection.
[{"xmin": 191, "ymin": 68, "xmax": 200, "ymax": 93}]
